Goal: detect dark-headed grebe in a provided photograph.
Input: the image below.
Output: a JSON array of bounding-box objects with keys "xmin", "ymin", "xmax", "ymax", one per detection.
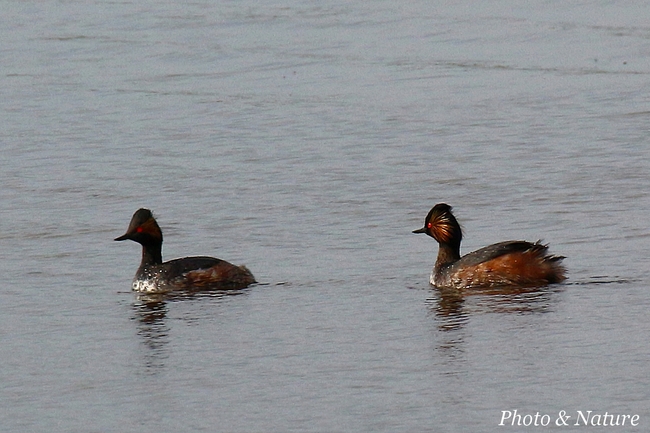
[
  {"xmin": 115, "ymin": 209, "xmax": 255, "ymax": 293},
  {"xmin": 413, "ymin": 204, "xmax": 565, "ymax": 289}
]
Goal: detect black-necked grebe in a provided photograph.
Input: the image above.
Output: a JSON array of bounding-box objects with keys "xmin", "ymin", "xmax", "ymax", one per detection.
[
  {"xmin": 115, "ymin": 209, "xmax": 255, "ymax": 293},
  {"xmin": 413, "ymin": 204, "xmax": 566, "ymax": 289}
]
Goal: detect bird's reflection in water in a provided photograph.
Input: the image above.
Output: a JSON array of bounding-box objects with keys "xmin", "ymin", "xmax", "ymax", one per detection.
[
  {"xmin": 426, "ymin": 284, "xmax": 564, "ymax": 360},
  {"xmin": 428, "ymin": 287, "xmax": 468, "ymax": 332},
  {"xmin": 428, "ymin": 285, "xmax": 563, "ymax": 327},
  {"xmin": 131, "ymin": 287, "xmax": 250, "ymax": 375},
  {"xmin": 132, "ymin": 299, "xmax": 170, "ymax": 375},
  {"xmin": 467, "ymin": 286, "xmax": 562, "ymax": 315}
]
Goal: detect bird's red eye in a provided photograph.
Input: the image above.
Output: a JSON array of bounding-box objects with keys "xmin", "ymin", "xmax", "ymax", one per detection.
[
  {"xmin": 136, "ymin": 227, "xmax": 143, "ymax": 233},
  {"xmin": 427, "ymin": 222, "xmax": 432, "ymax": 229}
]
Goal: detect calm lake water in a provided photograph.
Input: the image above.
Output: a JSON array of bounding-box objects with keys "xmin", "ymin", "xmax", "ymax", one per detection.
[{"xmin": 1, "ymin": 1, "xmax": 649, "ymax": 432}]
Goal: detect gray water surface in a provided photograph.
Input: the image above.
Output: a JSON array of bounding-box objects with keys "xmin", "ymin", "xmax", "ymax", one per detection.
[{"xmin": 1, "ymin": 1, "xmax": 649, "ymax": 432}]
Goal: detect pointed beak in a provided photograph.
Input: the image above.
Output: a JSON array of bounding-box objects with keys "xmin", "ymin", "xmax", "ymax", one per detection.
[
  {"xmin": 412, "ymin": 227, "xmax": 427, "ymax": 234},
  {"xmin": 114, "ymin": 233, "xmax": 130, "ymax": 241}
]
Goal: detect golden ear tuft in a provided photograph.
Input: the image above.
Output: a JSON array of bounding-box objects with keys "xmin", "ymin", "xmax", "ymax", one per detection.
[
  {"xmin": 424, "ymin": 204, "xmax": 461, "ymax": 244},
  {"xmin": 430, "ymin": 212, "xmax": 454, "ymax": 243}
]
